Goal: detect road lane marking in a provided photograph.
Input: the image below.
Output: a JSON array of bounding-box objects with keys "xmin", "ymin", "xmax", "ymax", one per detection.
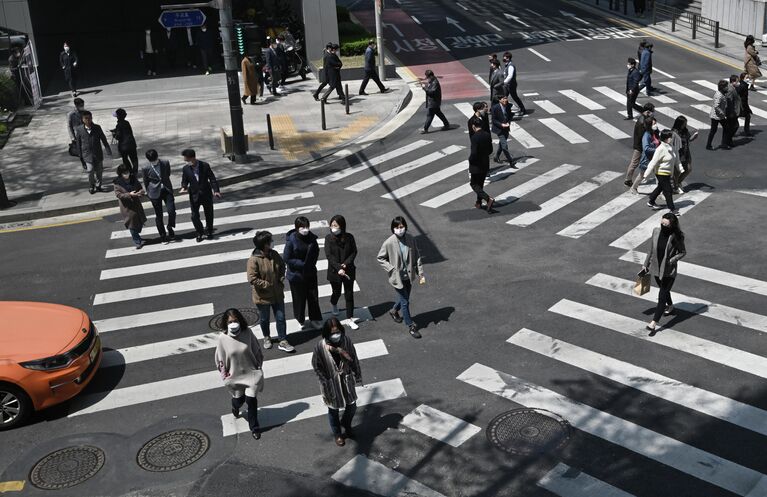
[
  {"xmin": 558, "ymin": 191, "xmax": 643, "ymax": 238},
  {"xmin": 400, "ymin": 404, "xmax": 481, "ymax": 447},
  {"xmin": 534, "ymin": 100, "xmax": 565, "ymax": 114},
  {"xmin": 313, "ymin": 140, "xmax": 431, "ymax": 185},
  {"xmin": 93, "ymin": 303, "xmax": 215, "ymax": 333},
  {"xmin": 496, "ymin": 164, "xmax": 579, "ymax": 204},
  {"xmin": 382, "ymin": 161, "xmax": 467, "ymax": 200},
  {"xmin": 594, "ymin": 86, "xmax": 626, "ymax": 104},
  {"xmin": 653, "ymin": 106, "xmax": 709, "ymax": 129},
  {"xmin": 579, "ymin": 114, "xmax": 630, "ymax": 139},
  {"xmin": 539, "ymin": 118, "xmax": 589, "ymax": 143},
  {"xmin": 143, "ymin": 192, "xmax": 315, "ymax": 221},
  {"xmin": 332, "ymin": 454, "xmax": 445, "ymax": 497},
  {"xmin": 537, "ymin": 463, "xmax": 635, "ymax": 497},
  {"xmin": 473, "ymin": 74, "xmax": 490, "ymax": 89},
  {"xmin": 659, "ymin": 81, "xmax": 709, "ymax": 101},
  {"xmin": 559, "ymin": 89, "xmax": 605, "ymax": 110},
  {"xmin": 652, "ymin": 67, "xmax": 676, "ymax": 79},
  {"xmin": 486, "ymin": 21, "xmax": 502, "ymax": 32}
]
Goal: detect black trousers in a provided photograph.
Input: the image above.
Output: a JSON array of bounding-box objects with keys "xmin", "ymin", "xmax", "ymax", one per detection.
[
  {"xmin": 64, "ymin": 69, "xmax": 77, "ymax": 92},
  {"xmin": 504, "ymin": 81, "xmax": 526, "ymax": 113},
  {"xmin": 120, "ymin": 149, "xmax": 139, "ymax": 175},
  {"xmin": 743, "ymin": 112, "xmax": 752, "ymax": 134},
  {"xmin": 322, "ymin": 80, "xmax": 345, "ymax": 101},
  {"xmin": 470, "ymin": 172, "xmax": 490, "ymax": 203},
  {"xmin": 189, "ymin": 196, "xmax": 214, "ymax": 235},
  {"xmin": 143, "ymin": 52, "xmax": 157, "ymax": 73},
  {"xmin": 150, "ymin": 191, "xmax": 176, "ymax": 237},
  {"xmin": 424, "ymin": 107, "xmax": 449, "ymax": 131},
  {"xmin": 313, "ymin": 81, "xmax": 328, "ymax": 99},
  {"xmin": 200, "ymin": 48, "xmax": 213, "ymax": 71},
  {"xmin": 626, "ymin": 89, "xmax": 639, "ymax": 117},
  {"xmin": 648, "ymin": 174, "xmax": 675, "ymax": 211},
  {"xmin": 232, "ymin": 396, "xmax": 259, "ymax": 433},
  {"xmin": 653, "ymin": 276, "xmax": 675, "ymax": 321},
  {"xmin": 706, "ymin": 118, "xmax": 727, "ymax": 148},
  {"xmin": 723, "ymin": 116, "xmax": 739, "ymax": 146},
  {"xmin": 359, "ymin": 69, "xmax": 385, "ymax": 93},
  {"xmin": 290, "ymin": 279, "xmax": 323, "ymax": 323},
  {"xmin": 330, "ymin": 278, "xmax": 355, "ymax": 319}
]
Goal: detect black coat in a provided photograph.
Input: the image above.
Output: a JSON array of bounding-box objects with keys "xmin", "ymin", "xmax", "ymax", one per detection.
[
  {"xmin": 75, "ymin": 124, "xmax": 111, "ymax": 164},
  {"xmin": 469, "ymin": 129, "xmax": 493, "ymax": 174},
  {"xmin": 59, "ymin": 50, "xmax": 78, "ymax": 72},
  {"xmin": 112, "ymin": 119, "xmax": 137, "ymax": 153},
  {"xmin": 364, "ymin": 46, "xmax": 376, "ymax": 71},
  {"xmin": 736, "ymin": 82, "xmax": 751, "ymax": 116},
  {"xmin": 423, "ymin": 77, "xmax": 441, "ymax": 109},
  {"xmin": 491, "ymin": 101, "xmax": 514, "ymax": 134},
  {"xmin": 324, "ymin": 232, "xmax": 358, "ymax": 282},
  {"xmin": 632, "ymin": 114, "xmax": 647, "ymax": 151},
  {"xmin": 468, "ymin": 113, "xmax": 490, "ymax": 136},
  {"xmin": 320, "ymin": 50, "xmax": 330, "ymax": 82},
  {"xmin": 265, "ymin": 47, "xmax": 280, "ymax": 73},
  {"xmin": 181, "ymin": 160, "xmax": 219, "ymax": 202},
  {"xmin": 325, "ymin": 52, "xmax": 343, "ymax": 85},
  {"xmin": 284, "ymin": 229, "xmax": 320, "ymax": 284},
  {"xmin": 626, "ymin": 67, "xmax": 642, "ymax": 92}
]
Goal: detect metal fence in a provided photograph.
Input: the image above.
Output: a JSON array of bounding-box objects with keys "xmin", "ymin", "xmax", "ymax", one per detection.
[{"xmin": 653, "ymin": 3, "xmax": 720, "ymax": 47}]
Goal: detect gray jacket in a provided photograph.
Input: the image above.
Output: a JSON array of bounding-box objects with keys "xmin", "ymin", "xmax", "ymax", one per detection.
[
  {"xmin": 141, "ymin": 159, "xmax": 173, "ymax": 200},
  {"xmin": 311, "ymin": 336, "xmax": 361, "ymax": 409},
  {"xmin": 377, "ymin": 233, "xmax": 424, "ymax": 289},
  {"xmin": 67, "ymin": 109, "xmax": 82, "ymax": 141},
  {"xmin": 643, "ymin": 227, "xmax": 686, "ymax": 278},
  {"xmin": 74, "ymin": 123, "xmax": 112, "ymax": 164}
]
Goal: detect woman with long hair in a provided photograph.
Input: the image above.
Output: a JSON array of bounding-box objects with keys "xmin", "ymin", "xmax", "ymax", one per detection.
[
  {"xmin": 641, "ymin": 213, "xmax": 687, "ymax": 333},
  {"xmin": 671, "ymin": 115, "xmax": 698, "ymax": 193},
  {"xmin": 325, "ymin": 215, "xmax": 359, "ymax": 329},
  {"xmin": 744, "ymin": 35, "xmax": 762, "ymax": 90}
]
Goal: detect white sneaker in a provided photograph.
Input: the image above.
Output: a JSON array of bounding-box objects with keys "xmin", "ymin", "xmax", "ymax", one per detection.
[
  {"xmin": 344, "ymin": 319, "xmax": 359, "ymax": 330},
  {"xmin": 310, "ymin": 320, "xmax": 324, "ymax": 329},
  {"xmin": 331, "ymin": 305, "xmax": 339, "ymax": 316},
  {"xmin": 675, "ymin": 187, "xmax": 684, "ymax": 194}
]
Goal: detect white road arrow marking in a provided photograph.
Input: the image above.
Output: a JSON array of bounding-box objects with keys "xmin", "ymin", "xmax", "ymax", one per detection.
[
  {"xmin": 560, "ymin": 10, "xmax": 591, "ymax": 25},
  {"xmin": 446, "ymin": 16, "xmax": 466, "ymax": 32},
  {"xmin": 504, "ymin": 13, "xmax": 531, "ymax": 28},
  {"xmin": 382, "ymin": 22, "xmax": 403, "ymax": 37}
]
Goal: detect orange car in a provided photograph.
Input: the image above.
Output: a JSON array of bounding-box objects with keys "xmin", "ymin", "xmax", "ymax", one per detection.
[{"xmin": 0, "ymin": 301, "xmax": 101, "ymax": 430}]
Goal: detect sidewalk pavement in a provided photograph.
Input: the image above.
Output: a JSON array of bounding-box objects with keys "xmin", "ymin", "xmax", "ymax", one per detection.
[
  {"xmin": 0, "ymin": 70, "xmax": 411, "ymax": 223},
  {"xmin": 569, "ymin": 0, "xmax": 752, "ymax": 70}
]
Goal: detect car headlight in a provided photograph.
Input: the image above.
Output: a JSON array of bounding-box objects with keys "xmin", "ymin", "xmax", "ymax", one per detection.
[{"xmin": 20, "ymin": 353, "xmax": 75, "ymax": 371}]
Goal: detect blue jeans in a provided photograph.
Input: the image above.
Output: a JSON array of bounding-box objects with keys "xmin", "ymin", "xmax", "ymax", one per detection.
[
  {"xmin": 392, "ymin": 280, "xmax": 413, "ymax": 326},
  {"xmin": 257, "ymin": 302, "xmax": 287, "ymax": 341},
  {"xmin": 128, "ymin": 228, "xmax": 143, "ymax": 246},
  {"xmin": 328, "ymin": 403, "xmax": 357, "ymax": 436}
]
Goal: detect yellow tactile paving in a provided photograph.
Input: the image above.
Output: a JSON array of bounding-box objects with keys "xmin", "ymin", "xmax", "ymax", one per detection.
[{"xmin": 0, "ymin": 481, "xmax": 25, "ymax": 493}]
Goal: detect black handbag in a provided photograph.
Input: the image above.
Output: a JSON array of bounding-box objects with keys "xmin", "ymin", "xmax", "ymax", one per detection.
[{"xmin": 68, "ymin": 140, "xmax": 79, "ymax": 157}]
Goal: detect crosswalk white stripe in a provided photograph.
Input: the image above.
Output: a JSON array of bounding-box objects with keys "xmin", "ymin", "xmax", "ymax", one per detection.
[
  {"xmin": 534, "ymin": 100, "xmax": 565, "ymax": 114},
  {"xmin": 104, "ymin": 220, "xmax": 329, "ymax": 258},
  {"xmin": 537, "ymin": 463, "xmax": 636, "ymax": 497},
  {"xmin": 496, "ymin": 163, "xmax": 579, "ymax": 204},
  {"xmin": 558, "ymin": 89, "xmax": 605, "ymax": 110},
  {"xmin": 457, "ymin": 363, "xmax": 766, "ymax": 496},
  {"xmin": 508, "ymin": 121, "xmax": 545, "ymax": 148},
  {"xmin": 735, "ymin": 189, "xmax": 767, "ymax": 198},
  {"xmin": 400, "ymin": 404, "xmax": 481, "ymax": 448},
  {"xmin": 616, "ymin": 111, "xmax": 671, "ymax": 129},
  {"xmin": 92, "ymin": 267, "xmax": 352, "ymax": 305},
  {"xmin": 313, "ymin": 140, "xmax": 431, "ymax": 185},
  {"xmin": 223, "ymin": 379, "xmax": 406, "ymax": 436},
  {"xmin": 653, "ymin": 107, "xmax": 709, "ymax": 129},
  {"xmin": 745, "ymin": 103, "xmax": 767, "ymax": 120},
  {"xmin": 144, "ymin": 192, "xmax": 315, "ymax": 221},
  {"xmin": 652, "ymin": 67, "xmax": 676, "ymax": 79},
  {"xmin": 332, "ymin": 454, "xmax": 446, "ymax": 497},
  {"xmin": 101, "ymin": 307, "xmax": 374, "ymax": 367},
  {"xmin": 381, "ymin": 161, "xmax": 467, "ymax": 200},
  {"xmin": 609, "ymin": 190, "xmax": 711, "ymax": 249},
  {"xmin": 692, "ymin": 79, "xmax": 717, "ymax": 91},
  {"xmin": 510, "ymin": 328, "xmax": 767, "ymax": 436},
  {"xmin": 659, "ymin": 81, "xmax": 709, "ymax": 101},
  {"xmin": 345, "ymin": 145, "xmax": 465, "ymax": 192},
  {"xmin": 93, "ymin": 303, "xmax": 215, "ymax": 333},
  {"xmin": 99, "ymin": 240, "xmax": 325, "ymax": 280},
  {"xmin": 539, "ymin": 118, "xmax": 589, "ymax": 144},
  {"xmin": 549, "ymin": 299, "xmax": 767, "ymax": 379},
  {"xmin": 473, "ymin": 74, "xmax": 491, "ymax": 89},
  {"xmin": 649, "ymin": 93, "xmax": 677, "ymax": 104},
  {"xmin": 420, "ymin": 158, "xmax": 540, "ymax": 208},
  {"xmin": 527, "ymin": 48, "xmax": 551, "ymax": 62},
  {"xmin": 110, "ymin": 205, "xmax": 321, "ymax": 240},
  {"xmin": 619, "ymin": 251, "xmax": 767, "ymax": 297},
  {"xmin": 453, "ymin": 102, "xmax": 475, "ymax": 118},
  {"xmin": 557, "ymin": 191, "xmax": 644, "ymax": 238},
  {"xmin": 70, "ymin": 339, "xmax": 389, "ymax": 417},
  {"xmin": 594, "ymin": 86, "xmax": 627, "ymax": 104},
  {"xmin": 690, "ymin": 103, "xmax": 746, "ymax": 125},
  {"xmin": 579, "ymin": 114, "xmax": 630, "ymax": 139},
  {"xmin": 507, "ymin": 171, "xmax": 621, "ymax": 227},
  {"xmin": 587, "ymin": 273, "xmax": 767, "ymax": 334}
]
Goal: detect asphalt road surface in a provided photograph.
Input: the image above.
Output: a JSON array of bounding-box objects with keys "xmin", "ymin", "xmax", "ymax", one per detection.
[{"xmin": 2, "ymin": 1, "xmax": 767, "ymax": 496}]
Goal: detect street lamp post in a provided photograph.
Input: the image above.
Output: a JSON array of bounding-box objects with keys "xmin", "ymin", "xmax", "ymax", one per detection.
[{"xmin": 375, "ymin": 0, "xmax": 386, "ymax": 81}]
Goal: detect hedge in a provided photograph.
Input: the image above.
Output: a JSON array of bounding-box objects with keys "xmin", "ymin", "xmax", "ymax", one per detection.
[{"xmin": 0, "ymin": 74, "xmax": 18, "ymax": 112}]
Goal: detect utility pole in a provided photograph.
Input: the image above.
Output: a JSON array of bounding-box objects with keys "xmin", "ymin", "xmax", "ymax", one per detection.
[
  {"xmin": 217, "ymin": 0, "xmax": 248, "ymax": 162},
  {"xmin": 375, "ymin": 0, "xmax": 386, "ymax": 81}
]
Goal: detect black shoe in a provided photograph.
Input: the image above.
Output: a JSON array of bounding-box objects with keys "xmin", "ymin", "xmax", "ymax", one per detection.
[
  {"xmin": 232, "ymin": 407, "xmax": 241, "ymax": 418},
  {"xmin": 196, "ymin": 234, "xmax": 204, "ymax": 243},
  {"xmin": 389, "ymin": 310, "xmax": 403, "ymax": 323},
  {"xmin": 96, "ymin": 186, "xmax": 106, "ymax": 192},
  {"xmin": 135, "ymin": 240, "xmax": 145, "ymax": 250},
  {"xmin": 442, "ymin": 125, "xmax": 451, "ymax": 131},
  {"xmin": 625, "ymin": 115, "xmax": 634, "ymax": 120},
  {"xmin": 493, "ymin": 156, "xmax": 501, "ymax": 163},
  {"xmin": 167, "ymin": 228, "xmax": 175, "ymax": 239},
  {"xmin": 420, "ymin": 129, "xmax": 428, "ymax": 134},
  {"xmin": 313, "ymin": 94, "xmax": 319, "ymax": 101},
  {"xmin": 343, "ymin": 427, "xmax": 356, "ymax": 439},
  {"xmin": 206, "ymin": 232, "xmax": 214, "ymax": 240},
  {"xmin": 381, "ymin": 87, "xmax": 390, "ymax": 93},
  {"xmin": 241, "ymin": 95, "xmax": 247, "ymax": 104},
  {"xmin": 89, "ymin": 188, "xmax": 95, "ymax": 195},
  {"xmin": 252, "ymin": 430, "xmax": 261, "ymax": 440},
  {"xmin": 623, "ymin": 179, "xmax": 633, "ymax": 187},
  {"xmin": 408, "ymin": 324, "xmax": 422, "ymax": 339},
  {"xmin": 359, "ymin": 91, "xmax": 368, "ymax": 96},
  {"xmin": 705, "ymin": 145, "xmax": 713, "ymax": 150}
]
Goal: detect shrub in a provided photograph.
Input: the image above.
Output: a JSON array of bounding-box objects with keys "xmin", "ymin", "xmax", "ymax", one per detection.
[
  {"xmin": 0, "ymin": 74, "xmax": 18, "ymax": 112},
  {"xmin": 340, "ymin": 39, "xmax": 369, "ymax": 57}
]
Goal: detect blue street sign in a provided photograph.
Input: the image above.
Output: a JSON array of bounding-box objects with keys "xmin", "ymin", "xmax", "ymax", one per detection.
[{"xmin": 159, "ymin": 10, "xmax": 207, "ymax": 29}]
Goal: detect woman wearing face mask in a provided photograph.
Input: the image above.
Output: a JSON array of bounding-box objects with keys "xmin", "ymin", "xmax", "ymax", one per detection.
[
  {"xmin": 641, "ymin": 213, "xmax": 686, "ymax": 333},
  {"xmin": 284, "ymin": 216, "xmax": 323, "ymax": 330},
  {"xmin": 311, "ymin": 318, "xmax": 362, "ymax": 447},
  {"xmin": 377, "ymin": 216, "xmax": 425, "ymax": 339},
  {"xmin": 671, "ymin": 116, "xmax": 698, "ymax": 194},
  {"xmin": 215, "ymin": 308, "xmax": 264, "ymax": 439},
  {"xmin": 630, "ymin": 117, "xmax": 659, "ymax": 194},
  {"xmin": 325, "ymin": 215, "xmax": 359, "ymax": 330},
  {"xmin": 113, "ymin": 163, "xmax": 147, "ymax": 249},
  {"xmin": 643, "ymin": 129, "xmax": 684, "ymax": 215}
]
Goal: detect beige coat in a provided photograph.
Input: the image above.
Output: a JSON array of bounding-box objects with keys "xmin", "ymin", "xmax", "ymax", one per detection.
[
  {"xmin": 377, "ymin": 233, "xmax": 424, "ymax": 289},
  {"xmin": 241, "ymin": 57, "xmax": 260, "ymax": 97},
  {"xmin": 745, "ymin": 44, "xmax": 762, "ymax": 79},
  {"xmin": 246, "ymin": 249, "xmax": 286, "ymax": 304}
]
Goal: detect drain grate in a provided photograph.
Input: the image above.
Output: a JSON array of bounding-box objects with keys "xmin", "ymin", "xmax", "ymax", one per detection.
[
  {"xmin": 29, "ymin": 446, "xmax": 105, "ymax": 490},
  {"xmin": 208, "ymin": 308, "xmax": 260, "ymax": 331},
  {"xmin": 486, "ymin": 408, "xmax": 571, "ymax": 456},
  {"xmin": 137, "ymin": 429, "xmax": 209, "ymax": 472}
]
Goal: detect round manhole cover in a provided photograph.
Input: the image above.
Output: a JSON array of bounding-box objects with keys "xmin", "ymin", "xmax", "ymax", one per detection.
[
  {"xmin": 486, "ymin": 408, "xmax": 571, "ymax": 456},
  {"xmin": 137, "ymin": 429, "xmax": 209, "ymax": 472},
  {"xmin": 706, "ymin": 168, "xmax": 743, "ymax": 179},
  {"xmin": 208, "ymin": 308, "xmax": 260, "ymax": 331},
  {"xmin": 29, "ymin": 446, "xmax": 105, "ymax": 490}
]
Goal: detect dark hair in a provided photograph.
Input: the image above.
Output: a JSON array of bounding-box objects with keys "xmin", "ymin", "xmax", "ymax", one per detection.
[
  {"xmin": 639, "ymin": 40, "xmax": 647, "ymax": 48},
  {"xmin": 662, "ymin": 212, "xmax": 684, "ymax": 241},
  {"xmin": 390, "ymin": 215, "xmax": 407, "ymax": 232},
  {"xmin": 145, "ymin": 149, "xmax": 159, "ymax": 161},
  {"xmin": 329, "ymin": 214, "xmax": 346, "ymax": 232},
  {"xmin": 253, "ymin": 230, "xmax": 273, "ymax": 251},
  {"xmin": 81, "ymin": 110, "xmax": 92, "ymax": 118},
  {"xmin": 181, "ymin": 148, "xmax": 196, "ymax": 159},
  {"xmin": 729, "ymin": 74, "xmax": 739, "ymax": 83},
  {"xmin": 488, "ymin": 53, "xmax": 497, "ymax": 60},
  {"xmin": 643, "ymin": 117, "xmax": 656, "ymax": 133},
  {"xmin": 671, "ymin": 115, "xmax": 687, "ymax": 131},
  {"xmin": 717, "ymin": 79, "xmax": 729, "ymax": 92},
  {"xmin": 627, "ymin": 57, "xmax": 636, "ymax": 65},
  {"xmin": 745, "ymin": 34, "xmax": 755, "ymax": 48},
  {"xmin": 114, "ymin": 108, "xmax": 126, "ymax": 119},
  {"xmin": 491, "ymin": 60, "xmax": 500, "ymax": 68},
  {"xmin": 659, "ymin": 129, "xmax": 673, "ymax": 141},
  {"xmin": 368, "ymin": 39, "xmax": 375, "ymax": 45},
  {"xmin": 116, "ymin": 163, "xmax": 131, "ymax": 176},
  {"xmin": 321, "ymin": 317, "xmax": 345, "ymax": 340},
  {"xmin": 277, "ymin": 35, "xmax": 285, "ymax": 41},
  {"xmin": 642, "ymin": 102, "xmax": 655, "ymax": 113},
  {"xmin": 503, "ymin": 51, "xmax": 511, "ymax": 59},
  {"xmin": 218, "ymin": 308, "xmax": 249, "ymax": 332},
  {"xmin": 472, "ymin": 101, "xmax": 485, "ymax": 112},
  {"xmin": 424, "ymin": 69, "xmax": 434, "ymax": 78},
  {"xmin": 740, "ymin": 71, "xmax": 748, "ymax": 81},
  {"xmin": 73, "ymin": 97, "xmax": 84, "ymax": 106},
  {"xmin": 294, "ymin": 216, "xmax": 310, "ymax": 229}
]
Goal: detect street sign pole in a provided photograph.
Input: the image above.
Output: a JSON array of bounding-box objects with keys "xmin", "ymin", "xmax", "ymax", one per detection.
[
  {"xmin": 217, "ymin": 0, "xmax": 247, "ymax": 162},
  {"xmin": 375, "ymin": 0, "xmax": 386, "ymax": 81}
]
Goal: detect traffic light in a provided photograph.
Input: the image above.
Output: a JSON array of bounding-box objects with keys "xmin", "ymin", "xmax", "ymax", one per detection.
[{"xmin": 235, "ymin": 24, "xmax": 246, "ymax": 56}]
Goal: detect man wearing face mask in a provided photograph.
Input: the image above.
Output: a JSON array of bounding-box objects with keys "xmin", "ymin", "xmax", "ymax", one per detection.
[
  {"xmin": 626, "ymin": 58, "xmax": 642, "ymax": 120},
  {"xmin": 142, "ymin": 149, "xmax": 176, "ymax": 242},
  {"xmin": 60, "ymin": 42, "xmax": 78, "ymax": 97},
  {"xmin": 468, "ymin": 101, "xmax": 490, "ymax": 136},
  {"xmin": 284, "ymin": 216, "xmax": 324, "ymax": 330},
  {"xmin": 140, "ymin": 27, "xmax": 159, "ymax": 76},
  {"xmin": 67, "ymin": 98, "xmax": 86, "ymax": 167},
  {"xmin": 196, "ymin": 25, "xmax": 215, "ymax": 75},
  {"xmin": 179, "ymin": 149, "xmax": 222, "ymax": 242}
]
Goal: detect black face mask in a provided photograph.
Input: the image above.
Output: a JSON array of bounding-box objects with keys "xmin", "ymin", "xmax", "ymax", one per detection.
[{"xmin": 661, "ymin": 225, "xmax": 673, "ymax": 234}]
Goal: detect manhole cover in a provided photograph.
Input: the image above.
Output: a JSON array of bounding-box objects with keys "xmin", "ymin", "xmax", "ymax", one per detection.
[
  {"xmin": 137, "ymin": 429, "xmax": 209, "ymax": 472},
  {"xmin": 706, "ymin": 168, "xmax": 743, "ymax": 179},
  {"xmin": 208, "ymin": 308, "xmax": 260, "ymax": 331},
  {"xmin": 29, "ymin": 446, "xmax": 105, "ymax": 490},
  {"xmin": 486, "ymin": 408, "xmax": 571, "ymax": 456}
]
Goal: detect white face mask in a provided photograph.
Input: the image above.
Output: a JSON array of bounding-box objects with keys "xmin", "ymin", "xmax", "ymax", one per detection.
[
  {"xmin": 394, "ymin": 227, "xmax": 406, "ymax": 237},
  {"xmin": 150, "ymin": 160, "xmax": 159, "ymax": 166},
  {"xmin": 227, "ymin": 322, "xmax": 241, "ymax": 335},
  {"xmin": 145, "ymin": 29, "xmax": 151, "ymax": 34},
  {"xmin": 201, "ymin": 27, "xmax": 207, "ymax": 32},
  {"xmin": 298, "ymin": 228, "xmax": 310, "ymax": 236},
  {"xmin": 652, "ymin": 125, "xmax": 658, "ymax": 131},
  {"xmin": 64, "ymin": 46, "xmax": 69, "ymax": 52},
  {"xmin": 121, "ymin": 173, "xmax": 131, "ymax": 180},
  {"xmin": 329, "ymin": 332, "xmax": 342, "ymax": 344},
  {"xmin": 331, "ymin": 227, "xmax": 341, "ymax": 235}
]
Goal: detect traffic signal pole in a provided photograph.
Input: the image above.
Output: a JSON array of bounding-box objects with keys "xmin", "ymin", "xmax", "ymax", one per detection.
[
  {"xmin": 375, "ymin": 0, "xmax": 386, "ymax": 81},
  {"xmin": 217, "ymin": 0, "xmax": 248, "ymax": 162}
]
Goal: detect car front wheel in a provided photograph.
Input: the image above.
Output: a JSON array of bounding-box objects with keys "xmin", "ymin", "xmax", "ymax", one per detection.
[{"xmin": 0, "ymin": 383, "xmax": 32, "ymax": 431}]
